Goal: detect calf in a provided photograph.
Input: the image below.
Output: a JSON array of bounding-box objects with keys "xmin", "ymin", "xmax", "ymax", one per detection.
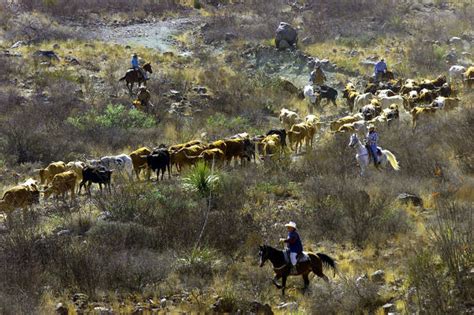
[
  {"xmin": 79, "ymin": 166, "xmax": 113, "ymax": 193},
  {"xmin": 44, "ymin": 171, "xmax": 77, "ymax": 200},
  {"xmin": 411, "ymin": 106, "xmax": 439, "ymax": 130}
]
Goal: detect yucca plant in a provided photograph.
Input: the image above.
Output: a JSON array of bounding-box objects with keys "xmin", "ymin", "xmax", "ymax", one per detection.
[
  {"xmin": 182, "ymin": 161, "xmax": 220, "ymax": 198},
  {"xmin": 182, "ymin": 162, "xmax": 220, "ymax": 249}
]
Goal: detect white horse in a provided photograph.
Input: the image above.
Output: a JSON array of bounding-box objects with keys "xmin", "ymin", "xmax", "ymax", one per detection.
[{"xmin": 348, "ymin": 133, "xmax": 400, "ymax": 176}]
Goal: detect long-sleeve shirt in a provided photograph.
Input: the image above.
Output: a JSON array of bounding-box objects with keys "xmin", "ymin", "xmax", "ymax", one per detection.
[
  {"xmin": 367, "ymin": 131, "xmax": 379, "ymax": 146},
  {"xmin": 374, "ymin": 61, "xmax": 387, "ymax": 73},
  {"xmin": 284, "ymin": 230, "xmax": 303, "ymax": 253},
  {"xmin": 131, "ymin": 56, "xmax": 139, "ymax": 68}
]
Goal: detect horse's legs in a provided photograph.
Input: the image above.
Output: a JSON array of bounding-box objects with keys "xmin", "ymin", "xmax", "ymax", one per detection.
[
  {"xmin": 281, "ymin": 275, "xmax": 287, "ymax": 296},
  {"xmin": 272, "ymin": 274, "xmax": 283, "ymax": 289},
  {"xmin": 302, "ymin": 273, "xmax": 310, "ymax": 291}
]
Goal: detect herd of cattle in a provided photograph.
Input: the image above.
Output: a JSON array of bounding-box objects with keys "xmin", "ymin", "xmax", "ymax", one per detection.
[
  {"xmin": 304, "ymin": 66, "xmax": 474, "ymax": 131},
  {"xmin": 1, "ymin": 66, "xmax": 473, "ymax": 218}
]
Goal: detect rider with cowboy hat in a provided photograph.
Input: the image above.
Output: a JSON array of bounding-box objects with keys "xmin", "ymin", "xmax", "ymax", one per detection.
[
  {"xmin": 374, "ymin": 58, "xmax": 387, "ymax": 82},
  {"xmin": 309, "ymin": 61, "xmax": 326, "ymax": 86},
  {"xmin": 280, "ymin": 221, "xmax": 303, "ymax": 275},
  {"xmin": 366, "ymin": 124, "xmax": 380, "ymax": 166},
  {"xmin": 131, "ymin": 53, "xmax": 148, "ymax": 81}
]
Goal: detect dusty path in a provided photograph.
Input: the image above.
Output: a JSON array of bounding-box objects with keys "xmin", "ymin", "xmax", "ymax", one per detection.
[{"xmin": 96, "ymin": 17, "xmax": 197, "ymax": 55}]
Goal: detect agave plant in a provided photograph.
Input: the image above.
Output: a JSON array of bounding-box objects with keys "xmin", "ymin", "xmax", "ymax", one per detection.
[{"xmin": 182, "ymin": 161, "xmax": 220, "ymax": 198}]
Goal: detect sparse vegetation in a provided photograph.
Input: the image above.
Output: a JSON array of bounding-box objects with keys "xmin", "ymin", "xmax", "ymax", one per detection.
[{"xmin": 0, "ymin": 0, "xmax": 473, "ymax": 314}]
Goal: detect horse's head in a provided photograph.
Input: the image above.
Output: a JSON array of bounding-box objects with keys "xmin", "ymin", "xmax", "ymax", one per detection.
[
  {"xmin": 143, "ymin": 63, "xmax": 153, "ymax": 74},
  {"xmin": 348, "ymin": 133, "xmax": 358, "ymax": 148},
  {"xmin": 258, "ymin": 245, "xmax": 269, "ymax": 267}
]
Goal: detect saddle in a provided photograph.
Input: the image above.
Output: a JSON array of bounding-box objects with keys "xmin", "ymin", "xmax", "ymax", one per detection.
[{"xmin": 284, "ymin": 250, "xmax": 310, "ymax": 264}]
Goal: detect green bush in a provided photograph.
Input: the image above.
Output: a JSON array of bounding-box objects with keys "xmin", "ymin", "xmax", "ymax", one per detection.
[{"xmin": 67, "ymin": 103, "xmax": 156, "ymax": 131}]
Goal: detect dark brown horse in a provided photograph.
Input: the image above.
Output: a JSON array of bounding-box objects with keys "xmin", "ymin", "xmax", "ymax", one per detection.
[
  {"xmin": 259, "ymin": 245, "xmax": 336, "ymax": 295},
  {"xmin": 119, "ymin": 63, "xmax": 153, "ymax": 95}
]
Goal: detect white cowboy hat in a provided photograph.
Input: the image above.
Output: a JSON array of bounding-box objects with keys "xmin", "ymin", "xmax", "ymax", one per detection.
[{"xmin": 285, "ymin": 221, "xmax": 297, "ymax": 229}]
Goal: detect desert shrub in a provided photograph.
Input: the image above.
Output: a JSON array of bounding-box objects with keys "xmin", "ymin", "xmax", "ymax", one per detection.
[
  {"xmin": 407, "ymin": 201, "xmax": 473, "ymax": 314},
  {"xmin": 94, "ymin": 182, "xmax": 204, "ymax": 250},
  {"xmin": 308, "ymin": 275, "xmax": 386, "ymax": 314},
  {"xmin": 303, "ymin": 175, "xmax": 410, "ymax": 246},
  {"xmin": 4, "ymin": 12, "xmax": 79, "ymax": 43},
  {"xmin": 67, "ymin": 103, "xmax": 156, "ymax": 131}
]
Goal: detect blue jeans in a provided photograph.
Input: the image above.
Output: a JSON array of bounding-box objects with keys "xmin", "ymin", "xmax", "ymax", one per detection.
[{"xmin": 369, "ymin": 144, "xmax": 378, "ymax": 164}]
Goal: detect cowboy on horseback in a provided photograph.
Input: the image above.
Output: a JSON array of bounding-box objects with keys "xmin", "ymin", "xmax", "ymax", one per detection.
[
  {"xmin": 131, "ymin": 53, "xmax": 148, "ymax": 81},
  {"xmin": 309, "ymin": 62, "xmax": 326, "ymax": 86},
  {"xmin": 279, "ymin": 221, "xmax": 303, "ymax": 275},
  {"xmin": 374, "ymin": 58, "xmax": 387, "ymax": 82},
  {"xmin": 366, "ymin": 124, "xmax": 380, "ymax": 166}
]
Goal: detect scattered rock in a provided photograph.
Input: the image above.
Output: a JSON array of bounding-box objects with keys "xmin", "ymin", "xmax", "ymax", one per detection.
[
  {"xmin": 371, "ymin": 270, "xmax": 385, "ymax": 284},
  {"xmin": 383, "ymin": 303, "xmax": 396, "ymax": 314},
  {"xmin": 56, "ymin": 229, "xmax": 71, "ymax": 237},
  {"xmin": 65, "ymin": 56, "xmax": 80, "ymax": 65},
  {"xmin": 169, "ymin": 89, "xmax": 184, "ymax": 101},
  {"xmin": 356, "ymin": 274, "xmax": 368, "ymax": 286},
  {"xmin": 277, "ymin": 302, "xmax": 298, "ymax": 311},
  {"xmin": 448, "ymin": 36, "xmax": 462, "ymax": 46},
  {"xmin": 33, "ymin": 50, "xmax": 60, "ymax": 61},
  {"xmin": 2, "ymin": 50, "xmax": 22, "ymax": 58},
  {"xmin": 250, "ymin": 301, "xmax": 273, "ymax": 315},
  {"xmin": 211, "ymin": 297, "xmax": 235, "ymax": 313},
  {"xmin": 11, "ymin": 41, "xmax": 25, "ymax": 49},
  {"xmin": 72, "ymin": 293, "xmax": 89, "ymax": 310},
  {"xmin": 397, "ymin": 193, "xmax": 423, "ymax": 207},
  {"xmin": 225, "ymin": 32, "xmax": 237, "ymax": 41},
  {"xmin": 55, "ymin": 303, "xmax": 68, "ymax": 315},
  {"xmin": 163, "ymin": 51, "xmax": 174, "ymax": 58},
  {"xmin": 97, "ymin": 211, "xmax": 112, "ymax": 221},
  {"xmin": 192, "ymin": 86, "xmax": 208, "ymax": 94},
  {"xmin": 93, "ymin": 306, "xmax": 112, "ymax": 314},
  {"xmin": 53, "ymin": 43, "xmax": 60, "ymax": 49},
  {"xmin": 160, "ymin": 298, "xmax": 167, "ymax": 308},
  {"xmin": 444, "ymin": 50, "xmax": 458, "ymax": 64},
  {"xmin": 349, "ymin": 49, "xmax": 360, "ymax": 57},
  {"xmin": 275, "ymin": 22, "xmax": 298, "ymax": 50}
]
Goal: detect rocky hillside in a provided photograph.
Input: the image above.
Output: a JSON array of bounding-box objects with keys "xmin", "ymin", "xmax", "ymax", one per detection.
[{"xmin": 0, "ymin": 1, "xmax": 473, "ymax": 314}]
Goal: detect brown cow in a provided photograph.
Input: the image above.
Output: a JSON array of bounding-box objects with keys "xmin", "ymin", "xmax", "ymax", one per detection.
[
  {"xmin": 130, "ymin": 147, "xmax": 152, "ymax": 180},
  {"xmin": 38, "ymin": 161, "xmax": 66, "ymax": 185},
  {"xmin": 0, "ymin": 184, "xmax": 40, "ymax": 215},
  {"xmin": 43, "ymin": 171, "xmax": 77, "ymax": 200}
]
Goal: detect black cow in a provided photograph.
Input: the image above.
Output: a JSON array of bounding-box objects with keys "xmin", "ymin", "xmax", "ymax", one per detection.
[
  {"xmin": 266, "ymin": 128, "xmax": 287, "ymax": 147},
  {"xmin": 79, "ymin": 165, "xmax": 113, "ymax": 193},
  {"xmin": 314, "ymin": 85, "xmax": 338, "ymax": 106},
  {"xmin": 145, "ymin": 148, "xmax": 171, "ymax": 181}
]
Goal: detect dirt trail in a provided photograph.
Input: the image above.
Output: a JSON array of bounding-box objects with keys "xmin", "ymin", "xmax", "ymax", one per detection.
[{"xmin": 96, "ymin": 18, "xmax": 196, "ymax": 55}]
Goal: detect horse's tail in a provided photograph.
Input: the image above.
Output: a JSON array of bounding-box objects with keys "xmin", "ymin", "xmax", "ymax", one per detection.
[
  {"xmin": 384, "ymin": 150, "xmax": 400, "ymax": 171},
  {"xmin": 119, "ymin": 75, "xmax": 127, "ymax": 81},
  {"xmin": 316, "ymin": 253, "xmax": 337, "ymax": 276}
]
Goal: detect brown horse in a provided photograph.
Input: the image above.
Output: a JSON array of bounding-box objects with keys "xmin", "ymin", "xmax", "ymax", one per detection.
[
  {"xmin": 259, "ymin": 245, "xmax": 336, "ymax": 295},
  {"xmin": 119, "ymin": 63, "xmax": 153, "ymax": 95}
]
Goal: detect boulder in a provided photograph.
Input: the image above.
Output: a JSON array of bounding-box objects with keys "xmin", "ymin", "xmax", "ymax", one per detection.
[
  {"xmin": 275, "ymin": 22, "xmax": 298, "ymax": 49},
  {"xmin": 397, "ymin": 193, "xmax": 423, "ymax": 207},
  {"xmin": 371, "ymin": 270, "xmax": 385, "ymax": 284},
  {"xmin": 250, "ymin": 301, "xmax": 273, "ymax": 315}
]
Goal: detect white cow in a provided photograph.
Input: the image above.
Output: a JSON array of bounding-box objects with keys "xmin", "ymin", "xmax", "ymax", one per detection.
[
  {"xmin": 279, "ymin": 108, "xmax": 301, "ymax": 128},
  {"xmin": 354, "ymin": 93, "xmax": 373, "ymax": 111},
  {"xmin": 99, "ymin": 154, "xmax": 133, "ymax": 178},
  {"xmin": 449, "ymin": 65, "xmax": 466, "ymax": 84},
  {"xmin": 378, "ymin": 95, "xmax": 408, "ymax": 109}
]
